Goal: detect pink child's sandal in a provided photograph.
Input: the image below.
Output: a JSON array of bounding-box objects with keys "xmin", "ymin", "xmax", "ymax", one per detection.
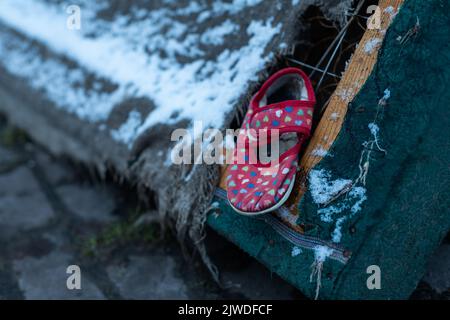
[{"xmin": 226, "ymin": 67, "xmax": 316, "ymax": 215}]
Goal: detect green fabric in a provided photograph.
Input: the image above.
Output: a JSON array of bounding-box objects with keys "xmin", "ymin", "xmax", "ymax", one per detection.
[
  {"xmin": 208, "ymin": 205, "xmax": 344, "ymax": 298},
  {"xmin": 208, "ymin": 0, "xmax": 450, "ymax": 299}
]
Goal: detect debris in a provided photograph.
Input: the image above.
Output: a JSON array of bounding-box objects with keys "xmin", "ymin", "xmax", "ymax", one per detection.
[
  {"xmin": 398, "ymin": 16, "xmax": 420, "ymax": 46},
  {"xmin": 356, "ymin": 89, "xmax": 390, "ymax": 185},
  {"xmin": 310, "ymin": 245, "xmax": 334, "ymax": 300}
]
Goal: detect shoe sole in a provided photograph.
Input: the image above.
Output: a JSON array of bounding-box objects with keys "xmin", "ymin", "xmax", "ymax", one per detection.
[{"xmin": 228, "ymin": 173, "xmax": 296, "ymax": 216}]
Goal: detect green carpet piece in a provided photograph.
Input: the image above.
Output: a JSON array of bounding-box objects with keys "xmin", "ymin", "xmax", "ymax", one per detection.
[{"xmin": 208, "ymin": 0, "xmax": 450, "ymax": 299}]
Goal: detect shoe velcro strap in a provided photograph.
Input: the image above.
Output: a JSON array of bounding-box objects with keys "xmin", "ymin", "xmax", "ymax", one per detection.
[{"xmin": 247, "ymin": 100, "xmax": 314, "ymax": 135}]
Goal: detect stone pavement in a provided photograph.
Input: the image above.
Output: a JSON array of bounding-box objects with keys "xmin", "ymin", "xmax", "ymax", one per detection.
[{"xmin": 0, "ymin": 116, "xmax": 448, "ymax": 300}]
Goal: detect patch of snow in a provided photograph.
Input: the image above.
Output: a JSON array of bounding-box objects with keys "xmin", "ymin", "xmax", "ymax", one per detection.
[
  {"xmin": 200, "ymin": 20, "xmax": 239, "ymax": 46},
  {"xmin": 111, "ymin": 110, "xmax": 143, "ymax": 148},
  {"xmin": 311, "ymin": 146, "xmax": 330, "ymax": 157},
  {"xmin": 211, "ymin": 0, "xmax": 264, "ymax": 16},
  {"xmin": 329, "ymin": 112, "xmax": 340, "ymax": 121},
  {"xmin": 313, "ymin": 245, "xmax": 334, "ymax": 263},
  {"xmin": 0, "ymin": 33, "xmax": 126, "ymax": 122},
  {"xmin": 368, "ymin": 122, "xmax": 379, "ymax": 137},
  {"xmin": 276, "ymin": 209, "xmax": 300, "ymax": 226},
  {"xmin": 349, "ymin": 187, "xmax": 367, "ymax": 214},
  {"xmin": 211, "ymin": 201, "xmax": 220, "ymax": 208},
  {"xmin": 384, "ymin": 6, "xmax": 395, "ymax": 14},
  {"xmin": 175, "ymin": 2, "xmax": 203, "ymax": 15},
  {"xmin": 310, "ymin": 168, "xmax": 367, "ymax": 228},
  {"xmin": 308, "ymin": 169, "xmax": 352, "ymax": 205},
  {"xmin": 318, "ymin": 205, "xmax": 346, "ymax": 223},
  {"xmin": 0, "ymin": 0, "xmax": 280, "ymax": 147},
  {"xmin": 197, "ymin": 11, "xmax": 211, "ymax": 23},
  {"xmin": 164, "ymin": 150, "xmax": 175, "ymax": 167},
  {"xmin": 292, "ymin": 0, "xmax": 300, "ymax": 6},
  {"xmin": 336, "ymin": 87, "xmax": 354, "ymax": 102},
  {"xmin": 331, "ymin": 217, "xmax": 345, "ymax": 243},
  {"xmin": 367, "ymin": 121, "xmax": 385, "ymax": 153},
  {"xmin": 364, "ymin": 38, "xmax": 382, "ymax": 54},
  {"xmin": 384, "ymin": 5, "xmax": 398, "ymax": 19},
  {"xmin": 317, "ymin": 185, "xmax": 367, "ymax": 222},
  {"xmin": 382, "ymin": 88, "xmax": 391, "ymax": 100},
  {"xmin": 291, "ymin": 246, "xmax": 302, "ymax": 257},
  {"xmin": 324, "ymin": 190, "xmax": 366, "ymax": 244}
]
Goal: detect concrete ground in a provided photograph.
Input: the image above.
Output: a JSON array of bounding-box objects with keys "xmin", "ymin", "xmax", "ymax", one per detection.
[{"xmin": 0, "ymin": 116, "xmax": 448, "ymax": 300}]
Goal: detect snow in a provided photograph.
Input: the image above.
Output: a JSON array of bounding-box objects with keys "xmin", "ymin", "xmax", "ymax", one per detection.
[
  {"xmin": 317, "ymin": 185, "xmax": 367, "ymax": 223},
  {"xmin": 279, "ymin": 42, "xmax": 288, "ymax": 50},
  {"xmin": 196, "ymin": 0, "xmax": 265, "ymax": 22},
  {"xmin": 111, "ymin": 110, "xmax": 143, "ymax": 148},
  {"xmin": 311, "ymin": 146, "xmax": 330, "ymax": 157},
  {"xmin": 336, "ymin": 87, "xmax": 355, "ymax": 102},
  {"xmin": 175, "ymin": 2, "xmax": 203, "ymax": 15},
  {"xmin": 313, "ymin": 245, "xmax": 334, "ymax": 263},
  {"xmin": 368, "ymin": 121, "xmax": 385, "ymax": 153},
  {"xmin": 384, "ymin": 5, "xmax": 397, "ymax": 18},
  {"xmin": 211, "ymin": 201, "xmax": 220, "ymax": 208},
  {"xmin": 0, "ymin": 0, "xmax": 281, "ymax": 147},
  {"xmin": 364, "ymin": 38, "xmax": 382, "ymax": 54},
  {"xmin": 309, "ymin": 169, "xmax": 367, "ymax": 243},
  {"xmin": 200, "ymin": 20, "xmax": 239, "ymax": 46},
  {"xmin": 329, "ymin": 189, "xmax": 366, "ymax": 241},
  {"xmin": 382, "ymin": 88, "xmax": 391, "ymax": 101},
  {"xmin": 384, "ymin": 6, "xmax": 395, "ymax": 14},
  {"xmin": 211, "ymin": 0, "xmax": 264, "ymax": 16},
  {"xmin": 329, "ymin": 112, "xmax": 340, "ymax": 121},
  {"xmin": 0, "ymin": 33, "xmax": 125, "ymax": 121},
  {"xmin": 291, "ymin": 246, "xmax": 302, "ymax": 257},
  {"xmin": 276, "ymin": 209, "xmax": 300, "ymax": 226},
  {"xmin": 368, "ymin": 122, "xmax": 380, "ymax": 137},
  {"xmin": 331, "ymin": 217, "xmax": 345, "ymax": 243},
  {"xmin": 308, "ymin": 169, "xmax": 352, "ymax": 205},
  {"xmin": 318, "ymin": 205, "xmax": 345, "ymax": 223},
  {"xmin": 349, "ymin": 187, "xmax": 367, "ymax": 214}
]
